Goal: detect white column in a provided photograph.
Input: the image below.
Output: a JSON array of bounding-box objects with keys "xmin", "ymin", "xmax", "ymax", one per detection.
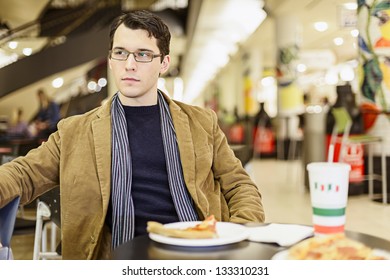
[{"xmin": 275, "ymin": 14, "xmax": 304, "ymax": 159}]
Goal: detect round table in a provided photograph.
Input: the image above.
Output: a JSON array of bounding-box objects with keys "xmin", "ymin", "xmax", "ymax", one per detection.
[{"xmin": 112, "ymin": 230, "xmax": 390, "ymax": 260}]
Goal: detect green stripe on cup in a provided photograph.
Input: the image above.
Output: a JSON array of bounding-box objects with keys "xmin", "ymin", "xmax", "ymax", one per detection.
[{"xmin": 312, "ymin": 207, "xmax": 345, "ymax": 216}]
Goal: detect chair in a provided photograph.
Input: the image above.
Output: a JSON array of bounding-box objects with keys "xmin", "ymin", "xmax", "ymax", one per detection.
[
  {"xmin": 0, "ymin": 197, "xmax": 20, "ymax": 260},
  {"xmin": 0, "ymin": 155, "xmax": 36, "ymax": 234},
  {"xmin": 328, "ymin": 107, "xmax": 387, "ymax": 203},
  {"xmin": 0, "ymin": 147, "xmax": 14, "ymax": 163},
  {"xmin": 231, "ymin": 144, "xmax": 253, "ymax": 167},
  {"xmin": 33, "ymin": 187, "xmax": 61, "ymax": 260},
  {"xmin": 275, "ymin": 115, "xmax": 302, "ymax": 160}
]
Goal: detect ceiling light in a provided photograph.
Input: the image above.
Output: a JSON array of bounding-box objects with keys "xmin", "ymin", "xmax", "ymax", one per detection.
[
  {"xmin": 151, "ymin": 0, "xmax": 188, "ymax": 10},
  {"xmin": 314, "ymin": 22, "xmax": 328, "ymax": 32},
  {"xmin": 97, "ymin": 77, "xmax": 107, "ymax": 87},
  {"xmin": 52, "ymin": 77, "xmax": 64, "ymax": 88},
  {"xmin": 333, "ymin": 37, "xmax": 344, "ymax": 46},
  {"xmin": 350, "ymin": 29, "xmax": 359, "ymax": 37},
  {"xmin": 343, "ymin": 3, "xmax": 358, "ymax": 10},
  {"xmin": 8, "ymin": 41, "xmax": 18, "ymax": 49},
  {"xmin": 87, "ymin": 80, "xmax": 97, "ymax": 92},
  {"xmin": 22, "ymin": 48, "xmax": 33, "ymax": 56},
  {"xmin": 297, "ymin": 63, "xmax": 307, "ymax": 73}
]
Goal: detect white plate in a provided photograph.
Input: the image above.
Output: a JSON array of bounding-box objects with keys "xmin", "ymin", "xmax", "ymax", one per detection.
[
  {"xmin": 149, "ymin": 221, "xmax": 249, "ymax": 247},
  {"xmin": 271, "ymin": 250, "xmax": 290, "ymax": 260},
  {"xmin": 271, "ymin": 249, "xmax": 390, "ymax": 260}
]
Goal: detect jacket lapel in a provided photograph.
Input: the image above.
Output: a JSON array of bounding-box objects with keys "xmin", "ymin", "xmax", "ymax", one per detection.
[
  {"xmin": 167, "ymin": 99, "xmax": 198, "ymax": 204},
  {"xmin": 91, "ymin": 101, "xmax": 112, "ymax": 214}
]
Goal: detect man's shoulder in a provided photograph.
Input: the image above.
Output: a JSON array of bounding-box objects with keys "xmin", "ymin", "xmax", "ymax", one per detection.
[
  {"xmin": 170, "ymin": 100, "xmax": 218, "ymax": 132},
  {"xmin": 172, "ymin": 99, "xmax": 214, "ymax": 118},
  {"xmin": 59, "ymin": 102, "xmax": 109, "ymax": 127}
]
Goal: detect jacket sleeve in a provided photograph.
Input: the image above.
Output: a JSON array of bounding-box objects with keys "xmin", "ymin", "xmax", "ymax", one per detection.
[
  {"xmin": 0, "ymin": 129, "xmax": 61, "ymax": 208},
  {"xmin": 210, "ymin": 109, "xmax": 265, "ymax": 223}
]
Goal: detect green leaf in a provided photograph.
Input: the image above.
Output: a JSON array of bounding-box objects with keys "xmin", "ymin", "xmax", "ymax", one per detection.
[{"xmin": 361, "ymin": 59, "xmax": 383, "ymax": 102}]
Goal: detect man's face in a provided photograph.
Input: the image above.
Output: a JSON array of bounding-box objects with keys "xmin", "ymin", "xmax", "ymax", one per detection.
[{"xmin": 109, "ymin": 24, "xmax": 170, "ymax": 106}]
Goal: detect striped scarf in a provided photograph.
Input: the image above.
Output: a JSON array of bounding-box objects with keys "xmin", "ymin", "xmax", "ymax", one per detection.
[{"xmin": 110, "ymin": 91, "xmax": 199, "ymax": 248}]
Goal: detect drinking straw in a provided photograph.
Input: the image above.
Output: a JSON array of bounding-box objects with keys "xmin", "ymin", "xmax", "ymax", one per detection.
[{"xmin": 327, "ymin": 144, "xmax": 334, "ymax": 163}]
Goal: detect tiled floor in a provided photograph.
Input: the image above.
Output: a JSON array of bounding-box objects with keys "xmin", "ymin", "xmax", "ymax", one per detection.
[{"xmin": 10, "ymin": 158, "xmax": 390, "ymax": 259}]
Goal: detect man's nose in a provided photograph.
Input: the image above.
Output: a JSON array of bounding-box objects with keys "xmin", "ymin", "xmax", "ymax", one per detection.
[{"xmin": 125, "ymin": 53, "xmax": 137, "ymax": 69}]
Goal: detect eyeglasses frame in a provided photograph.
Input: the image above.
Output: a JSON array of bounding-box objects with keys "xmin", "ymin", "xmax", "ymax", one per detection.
[{"xmin": 108, "ymin": 49, "xmax": 163, "ymax": 63}]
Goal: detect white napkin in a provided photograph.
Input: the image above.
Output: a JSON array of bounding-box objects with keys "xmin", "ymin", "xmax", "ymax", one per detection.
[{"xmin": 247, "ymin": 223, "xmax": 314, "ymax": 247}]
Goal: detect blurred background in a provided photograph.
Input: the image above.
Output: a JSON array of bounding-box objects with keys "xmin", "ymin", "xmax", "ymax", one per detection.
[{"xmin": 0, "ymin": 0, "xmax": 361, "ymax": 118}]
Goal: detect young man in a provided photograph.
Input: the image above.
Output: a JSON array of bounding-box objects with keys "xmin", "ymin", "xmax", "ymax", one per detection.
[{"xmin": 0, "ymin": 10, "xmax": 264, "ymax": 259}]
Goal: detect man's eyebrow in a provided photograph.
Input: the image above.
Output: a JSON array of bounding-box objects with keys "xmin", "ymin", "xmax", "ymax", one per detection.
[
  {"xmin": 137, "ymin": 48, "xmax": 154, "ymax": 52},
  {"xmin": 112, "ymin": 47, "xmax": 154, "ymax": 52}
]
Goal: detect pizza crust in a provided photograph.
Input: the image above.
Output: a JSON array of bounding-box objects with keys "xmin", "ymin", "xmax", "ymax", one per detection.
[{"xmin": 147, "ymin": 215, "xmax": 218, "ymax": 239}]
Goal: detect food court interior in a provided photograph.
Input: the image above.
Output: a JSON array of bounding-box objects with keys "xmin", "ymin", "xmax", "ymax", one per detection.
[{"xmin": 1, "ymin": 0, "xmax": 390, "ymax": 259}]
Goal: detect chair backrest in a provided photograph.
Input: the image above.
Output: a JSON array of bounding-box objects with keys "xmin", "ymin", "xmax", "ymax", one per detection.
[
  {"xmin": 332, "ymin": 107, "xmax": 352, "ymax": 134},
  {"xmin": 0, "ymin": 155, "xmax": 36, "ymax": 236},
  {"xmin": 0, "ymin": 196, "xmax": 20, "ymax": 247},
  {"xmin": 38, "ymin": 187, "xmax": 61, "ymax": 227},
  {"xmin": 0, "ymin": 147, "xmax": 13, "ymax": 166},
  {"xmin": 328, "ymin": 107, "xmax": 352, "ymax": 162},
  {"xmin": 1, "ymin": 155, "xmax": 17, "ymax": 165},
  {"xmin": 33, "ymin": 187, "xmax": 61, "ymax": 260}
]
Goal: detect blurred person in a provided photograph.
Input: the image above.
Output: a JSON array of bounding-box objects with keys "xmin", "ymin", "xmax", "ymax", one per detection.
[
  {"xmin": 320, "ymin": 96, "xmax": 331, "ymax": 114},
  {"xmin": 7, "ymin": 107, "xmax": 32, "ymax": 139},
  {"xmin": 31, "ymin": 88, "xmax": 60, "ymax": 139},
  {"xmin": 0, "ymin": 116, "xmax": 8, "ymax": 139},
  {"xmin": 0, "ymin": 10, "xmax": 265, "ymax": 259}
]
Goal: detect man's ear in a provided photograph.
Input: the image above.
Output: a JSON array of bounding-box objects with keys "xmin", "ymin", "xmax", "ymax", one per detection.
[{"xmin": 160, "ymin": 55, "xmax": 170, "ymax": 75}]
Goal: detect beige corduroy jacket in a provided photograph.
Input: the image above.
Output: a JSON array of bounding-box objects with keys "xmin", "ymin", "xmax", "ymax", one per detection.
[{"xmin": 0, "ymin": 92, "xmax": 265, "ymax": 259}]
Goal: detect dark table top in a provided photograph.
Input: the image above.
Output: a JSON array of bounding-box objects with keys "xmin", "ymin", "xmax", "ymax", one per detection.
[{"xmin": 112, "ymin": 228, "xmax": 390, "ymax": 260}]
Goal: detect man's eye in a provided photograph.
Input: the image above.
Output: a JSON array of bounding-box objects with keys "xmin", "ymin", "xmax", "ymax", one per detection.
[
  {"xmin": 137, "ymin": 52, "xmax": 151, "ymax": 57},
  {"xmin": 114, "ymin": 50, "xmax": 126, "ymax": 55}
]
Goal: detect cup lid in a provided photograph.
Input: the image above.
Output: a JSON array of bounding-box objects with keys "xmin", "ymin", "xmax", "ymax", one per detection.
[{"xmin": 307, "ymin": 162, "xmax": 351, "ymax": 171}]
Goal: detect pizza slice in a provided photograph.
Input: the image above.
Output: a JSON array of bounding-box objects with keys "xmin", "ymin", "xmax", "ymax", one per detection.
[
  {"xmin": 288, "ymin": 233, "xmax": 386, "ymax": 260},
  {"xmin": 147, "ymin": 215, "xmax": 218, "ymax": 239}
]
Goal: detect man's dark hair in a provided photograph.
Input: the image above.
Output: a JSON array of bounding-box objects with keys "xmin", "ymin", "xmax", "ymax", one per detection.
[{"xmin": 109, "ymin": 10, "xmax": 171, "ymax": 60}]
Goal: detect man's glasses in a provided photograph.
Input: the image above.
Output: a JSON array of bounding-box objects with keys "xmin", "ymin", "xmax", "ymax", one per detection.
[{"xmin": 109, "ymin": 48, "xmax": 162, "ymax": 63}]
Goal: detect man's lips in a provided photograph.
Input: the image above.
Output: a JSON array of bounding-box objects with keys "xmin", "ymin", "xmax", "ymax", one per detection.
[{"xmin": 122, "ymin": 77, "xmax": 140, "ymax": 82}]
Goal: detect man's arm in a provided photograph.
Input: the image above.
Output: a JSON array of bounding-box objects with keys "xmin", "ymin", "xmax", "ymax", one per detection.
[
  {"xmin": 0, "ymin": 130, "xmax": 61, "ymax": 207},
  {"xmin": 210, "ymin": 109, "xmax": 265, "ymax": 223}
]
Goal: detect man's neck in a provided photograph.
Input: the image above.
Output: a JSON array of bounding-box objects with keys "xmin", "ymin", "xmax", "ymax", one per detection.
[{"xmin": 118, "ymin": 91, "xmax": 158, "ymax": 106}]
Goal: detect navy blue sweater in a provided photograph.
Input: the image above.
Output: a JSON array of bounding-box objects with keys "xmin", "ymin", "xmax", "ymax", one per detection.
[{"xmin": 123, "ymin": 104, "xmax": 179, "ymax": 236}]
